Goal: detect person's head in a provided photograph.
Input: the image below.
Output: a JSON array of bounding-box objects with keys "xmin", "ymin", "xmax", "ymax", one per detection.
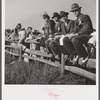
[
  {"xmin": 17, "ymin": 23, "xmax": 22, "ymax": 29},
  {"xmin": 60, "ymin": 11, "xmax": 69, "ymax": 22},
  {"xmin": 19, "ymin": 28, "xmax": 27, "ymax": 41},
  {"xmin": 27, "ymin": 27, "xmax": 32, "ymax": 31},
  {"xmin": 70, "ymin": 3, "xmax": 82, "ymax": 17},
  {"xmin": 11, "ymin": 29, "xmax": 14, "ymax": 33},
  {"xmin": 42, "ymin": 13, "xmax": 50, "ymax": 22},
  {"xmin": 52, "ymin": 12, "xmax": 60, "ymax": 22}
]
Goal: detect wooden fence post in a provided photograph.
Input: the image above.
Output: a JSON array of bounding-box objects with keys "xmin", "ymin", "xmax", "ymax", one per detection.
[
  {"xmin": 60, "ymin": 53, "xmax": 65, "ymax": 76},
  {"xmin": 19, "ymin": 45, "xmax": 22, "ymax": 61}
]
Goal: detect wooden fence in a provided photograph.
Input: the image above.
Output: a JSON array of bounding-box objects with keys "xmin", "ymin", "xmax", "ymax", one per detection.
[{"xmin": 5, "ymin": 39, "xmax": 96, "ymax": 81}]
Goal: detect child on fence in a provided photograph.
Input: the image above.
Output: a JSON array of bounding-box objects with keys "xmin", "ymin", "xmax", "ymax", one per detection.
[
  {"xmin": 25, "ymin": 27, "xmax": 40, "ymax": 51},
  {"xmin": 18, "ymin": 28, "xmax": 30, "ymax": 62}
]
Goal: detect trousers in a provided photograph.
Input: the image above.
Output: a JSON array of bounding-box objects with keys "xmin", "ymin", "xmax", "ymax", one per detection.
[
  {"xmin": 71, "ymin": 34, "xmax": 91, "ymax": 57},
  {"xmin": 63, "ymin": 37, "xmax": 76, "ymax": 56},
  {"xmin": 49, "ymin": 38, "xmax": 69, "ymax": 56}
]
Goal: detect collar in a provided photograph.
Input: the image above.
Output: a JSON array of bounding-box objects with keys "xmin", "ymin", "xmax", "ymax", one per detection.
[
  {"xmin": 55, "ymin": 20, "xmax": 61, "ymax": 24},
  {"xmin": 77, "ymin": 13, "xmax": 83, "ymax": 19}
]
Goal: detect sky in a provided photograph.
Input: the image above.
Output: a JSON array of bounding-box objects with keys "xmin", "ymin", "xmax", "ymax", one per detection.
[{"xmin": 5, "ymin": 0, "xmax": 96, "ymax": 31}]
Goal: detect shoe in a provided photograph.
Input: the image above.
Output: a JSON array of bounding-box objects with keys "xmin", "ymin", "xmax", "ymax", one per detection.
[
  {"xmin": 55, "ymin": 55, "xmax": 61, "ymax": 61},
  {"xmin": 49, "ymin": 53, "xmax": 54, "ymax": 58},
  {"xmin": 80, "ymin": 56, "xmax": 89, "ymax": 67},
  {"xmin": 49, "ymin": 53, "xmax": 55, "ymax": 62},
  {"xmin": 64, "ymin": 55, "xmax": 69, "ymax": 62},
  {"xmin": 72, "ymin": 55, "xmax": 79, "ymax": 66}
]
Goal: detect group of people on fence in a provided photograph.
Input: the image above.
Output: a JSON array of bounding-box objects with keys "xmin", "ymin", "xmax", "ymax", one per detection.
[
  {"xmin": 5, "ymin": 3, "xmax": 96, "ymax": 66},
  {"xmin": 39, "ymin": 3, "xmax": 96, "ymax": 66}
]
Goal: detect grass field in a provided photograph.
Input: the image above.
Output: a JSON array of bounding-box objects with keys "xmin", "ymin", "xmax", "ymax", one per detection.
[{"xmin": 5, "ymin": 53, "xmax": 96, "ymax": 85}]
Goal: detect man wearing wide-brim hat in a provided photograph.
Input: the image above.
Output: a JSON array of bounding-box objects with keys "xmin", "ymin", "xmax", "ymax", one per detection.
[
  {"xmin": 48, "ymin": 12, "xmax": 64, "ymax": 60},
  {"xmin": 68, "ymin": 3, "xmax": 94, "ymax": 66},
  {"xmin": 52, "ymin": 12, "xmax": 60, "ymax": 19},
  {"xmin": 59, "ymin": 11, "xmax": 76, "ymax": 64},
  {"xmin": 52, "ymin": 12, "xmax": 63, "ymax": 35},
  {"xmin": 39, "ymin": 13, "xmax": 55, "ymax": 59},
  {"xmin": 70, "ymin": 3, "xmax": 82, "ymax": 12},
  {"xmin": 60, "ymin": 11, "xmax": 69, "ymax": 18}
]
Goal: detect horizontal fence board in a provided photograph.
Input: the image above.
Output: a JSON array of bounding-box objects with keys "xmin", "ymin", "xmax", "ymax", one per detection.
[
  {"xmin": 24, "ymin": 40, "xmax": 39, "ymax": 44},
  {"xmin": 24, "ymin": 49, "xmax": 51, "ymax": 58},
  {"xmin": 5, "ymin": 45, "xmax": 20, "ymax": 49},
  {"xmin": 5, "ymin": 44, "xmax": 96, "ymax": 81},
  {"xmin": 5, "ymin": 45, "xmax": 96, "ymax": 69},
  {"xmin": 23, "ymin": 54, "xmax": 96, "ymax": 81},
  {"xmin": 5, "ymin": 38, "xmax": 19, "ymax": 43},
  {"xmin": 5, "ymin": 45, "xmax": 50, "ymax": 57},
  {"xmin": 65, "ymin": 66, "xmax": 96, "ymax": 81},
  {"xmin": 5, "ymin": 50, "xmax": 19, "ymax": 56}
]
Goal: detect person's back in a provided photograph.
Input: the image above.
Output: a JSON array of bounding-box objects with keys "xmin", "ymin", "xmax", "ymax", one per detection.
[{"xmin": 44, "ymin": 19, "xmax": 55, "ymax": 39}]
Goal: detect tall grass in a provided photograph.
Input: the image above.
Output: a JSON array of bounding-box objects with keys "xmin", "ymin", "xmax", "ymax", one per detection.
[{"xmin": 5, "ymin": 53, "xmax": 95, "ymax": 84}]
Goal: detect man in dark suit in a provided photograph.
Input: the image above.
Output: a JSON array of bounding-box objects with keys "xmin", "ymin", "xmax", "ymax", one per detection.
[{"xmin": 69, "ymin": 3, "xmax": 93, "ymax": 65}]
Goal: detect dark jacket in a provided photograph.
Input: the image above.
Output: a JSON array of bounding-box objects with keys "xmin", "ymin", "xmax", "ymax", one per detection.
[
  {"xmin": 44, "ymin": 19, "xmax": 55, "ymax": 38},
  {"xmin": 54, "ymin": 20, "xmax": 64, "ymax": 35},
  {"xmin": 61, "ymin": 19, "xmax": 75, "ymax": 35},
  {"xmin": 54, "ymin": 20, "xmax": 63, "ymax": 32},
  {"xmin": 73, "ymin": 14, "xmax": 93, "ymax": 35}
]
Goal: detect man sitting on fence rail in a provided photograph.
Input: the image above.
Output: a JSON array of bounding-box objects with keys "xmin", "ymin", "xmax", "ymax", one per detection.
[
  {"xmin": 18, "ymin": 28, "xmax": 30, "ymax": 62},
  {"xmin": 49, "ymin": 11, "xmax": 76, "ymax": 64},
  {"xmin": 18, "ymin": 28, "xmax": 30, "ymax": 50},
  {"xmin": 25, "ymin": 27, "xmax": 40, "ymax": 51},
  {"xmin": 65, "ymin": 3, "xmax": 94, "ymax": 66},
  {"xmin": 39, "ymin": 13, "xmax": 55, "ymax": 56},
  {"xmin": 45, "ymin": 12, "xmax": 64, "ymax": 61}
]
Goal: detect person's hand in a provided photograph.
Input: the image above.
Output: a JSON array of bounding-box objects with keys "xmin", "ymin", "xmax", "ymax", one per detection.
[
  {"xmin": 54, "ymin": 33, "xmax": 60, "ymax": 36},
  {"xmin": 22, "ymin": 45, "xmax": 26, "ymax": 51},
  {"xmin": 48, "ymin": 37, "xmax": 53, "ymax": 41},
  {"xmin": 54, "ymin": 35, "xmax": 62, "ymax": 40},
  {"xmin": 25, "ymin": 38, "xmax": 30, "ymax": 41},
  {"xmin": 54, "ymin": 35, "xmax": 59, "ymax": 38},
  {"xmin": 68, "ymin": 33, "xmax": 75, "ymax": 39},
  {"xmin": 75, "ymin": 33, "xmax": 78, "ymax": 36},
  {"xmin": 65, "ymin": 34, "xmax": 70, "ymax": 37},
  {"xmin": 54, "ymin": 36, "xmax": 58, "ymax": 40}
]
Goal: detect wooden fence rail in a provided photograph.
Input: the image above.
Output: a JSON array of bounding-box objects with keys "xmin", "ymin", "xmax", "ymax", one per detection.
[
  {"xmin": 5, "ymin": 45, "xmax": 96, "ymax": 81},
  {"xmin": 5, "ymin": 50, "xmax": 19, "ymax": 56}
]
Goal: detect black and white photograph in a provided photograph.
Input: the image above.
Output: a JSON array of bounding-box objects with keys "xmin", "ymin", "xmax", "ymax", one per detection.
[
  {"xmin": 2, "ymin": 0, "xmax": 98, "ymax": 99},
  {"xmin": 5, "ymin": 0, "xmax": 97, "ymax": 85}
]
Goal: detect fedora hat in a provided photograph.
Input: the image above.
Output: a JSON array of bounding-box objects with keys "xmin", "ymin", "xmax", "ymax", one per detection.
[
  {"xmin": 52, "ymin": 12, "xmax": 60, "ymax": 19},
  {"xmin": 60, "ymin": 11, "xmax": 69, "ymax": 18},
  {"xmin": 70, "ymin": 3, "xmax": 82, "ymax": 12}
]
